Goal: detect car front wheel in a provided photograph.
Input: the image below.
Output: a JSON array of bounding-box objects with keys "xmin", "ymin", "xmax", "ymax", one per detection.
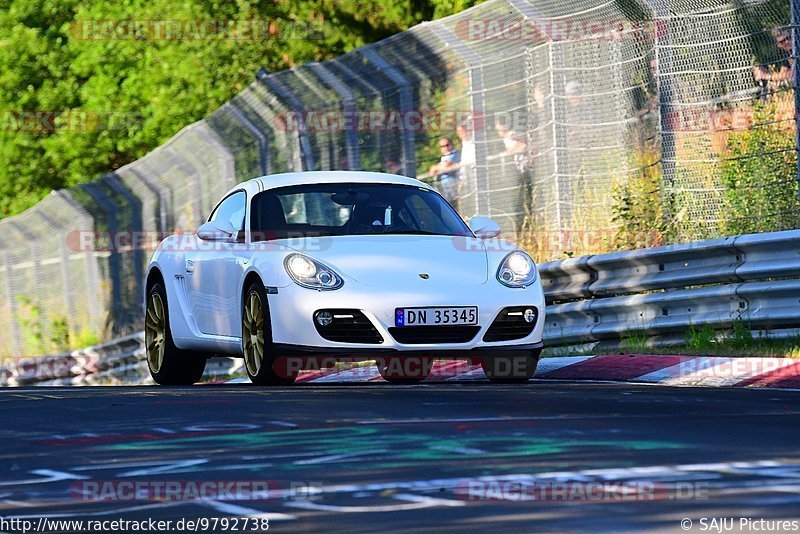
[
  {"xmin": 242, "ymin": 281, "xmax": 296, "ymax": 386},
  {"xmin": 145, "ymin": 282, "xmax": 206, "ymax": 385}
]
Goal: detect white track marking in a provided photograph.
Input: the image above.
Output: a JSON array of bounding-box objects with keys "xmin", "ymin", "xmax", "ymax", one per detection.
[
  {"xmin": 283, "ymin": 493, "xmax": 463, "ymax": 513},
  {"xmin": 199, "ymin": 500, "xmax": 295, "ymax": 520},
  {"xmin": 0, "ymin": 470, "xmax": 88, "ymax": 487},
  {"xmin": 633, "ymin": 357, "xmax": 799, "ymax": 386},
  {"xmin": 534, "ymin": 356, "xmax": 594, "ymax": 375},
  {"xmin": 294, "ymin": 452, "xmax": 384, "ymax": 465},
  {"xmin": 309, "ymin": 366, "xmax": 381, "ymax": 383},
  {"xmin": 119, "ymin": 459, "xmax": 209, "ymax": 477},
  {"xmin": 444, "ymin": 366, "xmax": 486, "ymax": 381},
  {"xmin": 393, "ymin": 493, "xmax": 465, "ymax": 506}
]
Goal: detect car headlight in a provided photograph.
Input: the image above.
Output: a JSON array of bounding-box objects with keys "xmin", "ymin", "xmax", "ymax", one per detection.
[
  {"xmin": 284, "ymin": 253, "xmax": 343, "ymax": 290},
  {"xmin": 497, "ymin": 251, "xmax": 537, "ymax": 287}
]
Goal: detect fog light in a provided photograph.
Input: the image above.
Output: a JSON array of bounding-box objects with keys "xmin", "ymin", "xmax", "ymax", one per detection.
[
  {"xmin": 524, "ymin": 308, "xmax": 536, "ymax": 323},
  {"xmin": 315, "ymin": 311, "xmax": 333, "ymax": 326}
]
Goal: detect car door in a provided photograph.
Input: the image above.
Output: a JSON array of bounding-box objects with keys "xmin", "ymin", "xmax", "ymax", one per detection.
[{"xmin": 186, "ymin": 190, "xmax": 248, "ymax": 337}]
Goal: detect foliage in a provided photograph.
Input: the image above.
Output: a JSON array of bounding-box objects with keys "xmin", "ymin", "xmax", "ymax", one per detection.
[
  {"xmin": 729, "ymin": 318, "xmax": 754, "ymax": 349},
  {"xmin": 0, "ymin": 0, "xmax": 484, "ymax": 218},
  {"xmin": 719, "ymin": 98, "xmax": 799, "ymax": 236},
  {"xmin": 16, "ymin": 295, "xmax": 46, "ymax": 355},
  {"xmin": 684, "ymin": 323, "xmax": 718, "ymax": 352},
  {"xmin": 619, "ymin": 330, "xmax": 649, "ymax": 353},
  {"xmin": 611, "ymin": 141, "xmax": 671, "ymax": 250},
  {"xmin": 15, "ymin": 295, "xmax": 75, "ymax": 354}
]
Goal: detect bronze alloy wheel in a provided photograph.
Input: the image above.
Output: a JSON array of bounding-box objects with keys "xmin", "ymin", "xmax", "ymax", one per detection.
[
  {"xmin": 243, "ymin": 289, "xmax": 265, "ymax": 376},
  {"xmin": 145, "ymin": 291, "xmax": 166, "ymax": 374}
]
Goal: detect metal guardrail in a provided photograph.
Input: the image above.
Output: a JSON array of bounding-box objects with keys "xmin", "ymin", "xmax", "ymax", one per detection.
[
  {"xmin": 0, "ymin": 332, "xmax": 243, "ymax": 386},
  {"xmin": 3, "ymin": 228, "xmax": 799, "ymax": 385},
  {"xmin": 540, "ymin": 229, "xmax": 800, "ymax": 346}
]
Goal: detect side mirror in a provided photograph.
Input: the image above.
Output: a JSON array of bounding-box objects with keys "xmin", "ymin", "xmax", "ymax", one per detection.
[
  {"xmin": 469, "ymin": 216, "xmax": 501, "ymax": 239},
  {"xmin": 197, "ymin": 221, "xmax": 237, "ymax": 242}
]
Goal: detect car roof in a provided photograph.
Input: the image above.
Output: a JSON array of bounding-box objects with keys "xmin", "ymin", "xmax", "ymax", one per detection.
[{"xmin": 251, "ymin": 170, "xmax": 433, "ymax": 193}]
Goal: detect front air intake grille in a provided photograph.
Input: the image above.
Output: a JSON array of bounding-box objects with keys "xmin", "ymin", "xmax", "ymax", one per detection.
[
  {"xmin": 388, "ymin": 325, "xmax": 480, "ymax": 344},
  {"xmin": 314, "ymin": 309, "xmax": 384, "ymax": 344},
  {"xmin": 482, "ymin": 307, "xmax": 538, "ymax": 342}
]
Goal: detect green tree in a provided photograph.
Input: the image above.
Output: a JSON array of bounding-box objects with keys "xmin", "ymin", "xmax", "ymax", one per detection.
[{"xmin": 0, "ymin": 0, "xmax": 483, "ymax": 218}]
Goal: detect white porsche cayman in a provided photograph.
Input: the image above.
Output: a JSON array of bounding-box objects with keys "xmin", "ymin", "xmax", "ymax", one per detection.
[{"xmin": 144, "ymin": 171, "xmax": 545, "ymax": 385}]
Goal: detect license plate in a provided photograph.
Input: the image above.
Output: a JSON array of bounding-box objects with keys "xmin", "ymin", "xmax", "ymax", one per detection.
[{"xmin": 395, "ymin": 306, "xmax": 478, "ymax": 327}]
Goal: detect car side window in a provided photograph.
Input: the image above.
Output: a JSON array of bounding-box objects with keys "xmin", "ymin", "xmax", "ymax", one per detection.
[{"xmin": 209, "ymin": 191, "xmax": 246, "ymax": 230}]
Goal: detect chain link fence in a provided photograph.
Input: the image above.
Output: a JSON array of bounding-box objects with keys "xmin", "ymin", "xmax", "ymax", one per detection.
[{"xmin": 0, "ymin": 0, "xmax": 797, "ymax": 357}]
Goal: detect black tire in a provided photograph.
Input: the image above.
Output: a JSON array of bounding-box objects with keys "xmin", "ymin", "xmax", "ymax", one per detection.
[
  {"xmin": 481, "ymin": 354, "xmax": 539, "ymax": 384},
  {"xmin": 145, "ymin": 282, "xmax": 206, "ymax": 385},
  {"xmin": 242, "ymin": 281, "xmax": 296, "ymax": 386},
  {"xmin": 375, "ymin": 357, "xmax": 432, "ymax": 384}
]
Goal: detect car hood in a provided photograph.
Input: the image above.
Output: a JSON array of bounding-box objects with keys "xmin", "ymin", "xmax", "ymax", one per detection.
[{"xmin": 282, "ymin": 235, "xmax": 488, "ymax": 287}]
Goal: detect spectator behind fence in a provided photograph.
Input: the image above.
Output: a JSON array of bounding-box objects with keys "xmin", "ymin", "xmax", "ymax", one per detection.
[
  {"xmin": 457, "ymin": 120, "xmax": 476, "ymax": 168},
  {"xmin": 495, "ymin": 122, "xmax": 527, "ymax": 173},
  {"xmin": 495, "ymin": 123, "xmax": 526, "ymax": 156},
  {"xmin": 428, "ymin": 136, "xmax": 461, "ymax": 208},
  {"xmin": 383, "ymin": 156, "xmax": 402, "ymax": 175},
  {"xmin": 753, "ymin": 28, "xmax": 794, "ymax": 96}
]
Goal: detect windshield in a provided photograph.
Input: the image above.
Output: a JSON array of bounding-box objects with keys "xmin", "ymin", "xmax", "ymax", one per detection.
[{"xmin": 250, "ymin": 182, "xmax": 472, "ymax": 240}]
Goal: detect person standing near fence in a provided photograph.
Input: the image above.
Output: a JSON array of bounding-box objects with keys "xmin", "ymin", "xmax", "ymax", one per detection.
[{"xmin": 429, "ymin": 136, "xmax": 461, "ymax": 209}]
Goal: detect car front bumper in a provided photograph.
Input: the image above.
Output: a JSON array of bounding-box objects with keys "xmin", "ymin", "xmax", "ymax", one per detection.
[
  {"xmin": 272, "ymin": 341, "xmax": 543, "ymax": 360},
  {"xmin": 267, "ymin": 279, "xmax": 546, "ymax": 354}
]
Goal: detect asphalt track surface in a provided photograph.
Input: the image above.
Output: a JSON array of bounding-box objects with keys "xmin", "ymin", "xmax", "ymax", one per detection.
[{"xmin": 1, "ymin": 381, "xmax": 800, "ymax": 533}]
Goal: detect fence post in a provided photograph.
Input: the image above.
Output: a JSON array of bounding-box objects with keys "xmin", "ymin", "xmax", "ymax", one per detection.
[
  {"xmin": 162, "ymin": 145, "xmax": 207, "ymax": 226},
  {"xmin": 256, "ymin": 68, "xmax": 317, "ymax": 171},
  {"xmin": 56, "ymin": 190, "xmax": 103, "ymax": 332},
  {"xmin": 33, "ymin": 204, "xmax": 77, "ymax": 337},
  {"xmin": 2, "ymin": 250, "xmax": 21, "ymax": 356},
  {"xmin": 224, "ymin": 103, "xmax": 270, "ymax": 176},
  {"xmin": 79, "ymin": 182, "xmax": 123, "ymax": 334},
  {"xmin": 7, "ymin": 222, "xmax": 45, "ymax": 350},
  {"xmin": 358, "ymin": 48, "xmax": 417, "ymax": 178},
  {"xmin": 430, "ymin": 24, "xmax": 490, "ymax": 217},
  {"xmin": 792, "ymin": 0, "xmax": 800, "ymax": 220},
  {"xmin": 643, "ymin": 0, "xmax": 676, "ymax": 238},
  {"xmin": 330, "ymin": 61, "xmax": 385, "ymax": 166},
  {"xmin": 107, "ymin": 173, "xmax": 144, "ymax": 318},
  {"xmin": 308, "ymin": 62, "xmax": 362, "ymax": 171}
]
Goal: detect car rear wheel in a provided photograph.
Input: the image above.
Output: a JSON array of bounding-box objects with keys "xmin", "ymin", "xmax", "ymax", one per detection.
[
  {"xmin": 145, "ymin": 282, "xmax": 206, "ymax": 385},
  {"xmin": 481, "ymin": 354, "xmax": 539, "ymax": 384},
  {"xmin": 243, "ymin": 281, "xmax": 296, "ymax": 386},
  {"xmin": 376, "ymin": 357, "xmax": 432, "ymax": 384}
]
